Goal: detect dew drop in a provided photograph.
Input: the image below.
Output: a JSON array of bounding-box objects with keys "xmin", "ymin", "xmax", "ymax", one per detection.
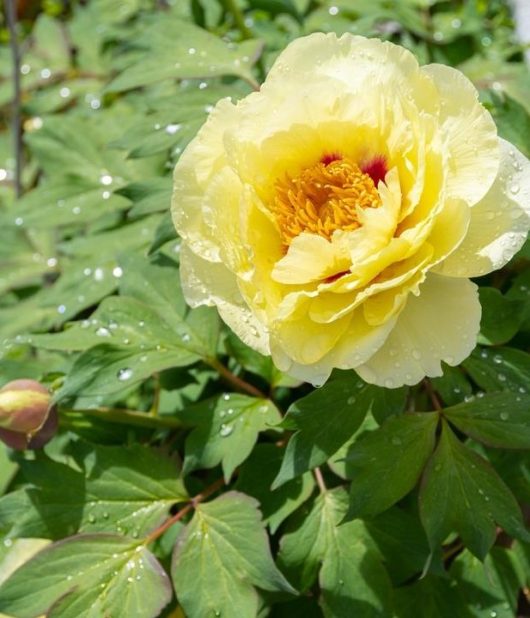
[
  {"xmin": 391, "ymin": 436, "xmax": 402, "ymax": 446},
  {"xmin": 500, "ymin": 411, "xmax": 509, "ymax": 420},
  {"xmin": 88, "ymin": 514, "xmax": 96, "ymax": 523},
  {"xmin": 165, "ymin": 123, "xmax": 181, "ymax": 135},
  {"xmin": 117, "ymin": 368, "xmax": 133, "ymax": 381},
  {"xmin": 219, "ymin": 423, "xmax": 233, "ymax": 437},
  {"xmin": 112, "ymin": 266, "xmax": 123, "ymax": 278},
  {"xmin": 510, "ymin": 184, "xmax": 520, "ymax": 195},
  {"xmin": 347, "ymin": 396, "xmax": 356, "ymax": 405},
  {"xmin": 57, "ymin": 304, "xmax": 66, "ymax": 314},
  {"xmin": 14, "ymin": 217, "xmax": 23, "ymax": 226},
  {"xmin": 96, "ymin": 327, "xmax": 111, "ymax": 337}
]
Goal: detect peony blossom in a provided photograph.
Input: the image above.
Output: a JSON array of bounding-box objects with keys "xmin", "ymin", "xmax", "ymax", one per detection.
[{"xmin": 171, "ymin": 33, "xmax": 530, "ymax": 388}]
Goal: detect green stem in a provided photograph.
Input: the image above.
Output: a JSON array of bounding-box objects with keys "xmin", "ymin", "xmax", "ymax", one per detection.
[
  {"xmin": 208, "ymin": 358, "xmax": 266, "ymax": 399},
  {"xmin": 60, "ymin": 407, "xmax": 185, "ymax": 430},
  {"xmin": 220, "ymin": 0, "xmax": 252, "ymax": 39},
  {"xmin": 143, "ymin": 477, "xmax": 225, "ymax": 545}
]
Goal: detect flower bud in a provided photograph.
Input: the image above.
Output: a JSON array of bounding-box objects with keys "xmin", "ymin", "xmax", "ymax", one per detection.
[{"xmin": 0, "ymin": 380, "xmax": 57, "ymax": 450}]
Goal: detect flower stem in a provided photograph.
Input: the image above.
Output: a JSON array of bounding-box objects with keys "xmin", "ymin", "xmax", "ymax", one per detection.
[
  {"xmin": 314, "ymin": 467, "xmax": 327, "ymax": 493},
  {"xmin": 220, "ymin": 0, "xmax": 252, "ymax": 39},
  {"xmin": 208, "ymin": 358, "xmax": 266, "ymax": 399},
  {"xmin": 4, "ymin": 0, "xmax": 22, "ymax": 197},
  {"xmin": 60, "ymin": 407, "xmax": 185, "ymax": 430},
  {"xmin": 423, "ymin": 378, "xmax": 443, "ymax": 411},
  {"xmin": 143, "ymin": 477, "xmax": 225, "ymax": 545}
]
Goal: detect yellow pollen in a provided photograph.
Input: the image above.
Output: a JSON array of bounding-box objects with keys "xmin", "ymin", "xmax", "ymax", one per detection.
[{"xmin": 272, "ymin": 157, "xmax": 382, "ymax": 247}]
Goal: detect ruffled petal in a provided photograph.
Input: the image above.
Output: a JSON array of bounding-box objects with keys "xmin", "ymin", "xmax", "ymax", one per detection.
[
  {"xmin": 435, "ymin": 139, "xmax": 530, "ymax": 277},
  {"xmin": 271, "ymin": 233, "xmax": 351, "ymax": 285},
  {"xmin": 179, "ymin": 245, "xmax": 269, "ymax": 355},
  {"xmin": 422, "ymin": 63, "xmax": 499, "ymax": 205},
  {"xmin": 355, "ymin": 274, "xmax": 481, "ymax": 387}
]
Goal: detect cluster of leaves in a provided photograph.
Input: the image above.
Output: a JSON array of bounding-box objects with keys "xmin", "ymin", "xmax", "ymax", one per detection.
[{"xmin": 0, "ymin": 0, "xmax": 530, "ymax": 616}]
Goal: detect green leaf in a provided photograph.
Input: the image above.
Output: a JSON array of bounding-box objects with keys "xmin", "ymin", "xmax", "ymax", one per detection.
[
  {"xmin": 450, "ymin": 547, "xmax": 525, "ymax": 618},
  {"xmin": 419, "ymin": 421, "xmax": 530, "ymax": 559},
  {"xmin": 0, "ymin": 535, "xmax": 172, "ymax": 618},
  {"xmin": 444, "ymin": 392, "xmax": 530, "ymax": 449},
  {"xmin": 107, "ymin": 18, "xmax": 263, "ymax": 92},
  {"xmin": 274, "ymin": 373, "xmax": 398, "ymax": 488},
  {"xmin": 171, "ymin": 492, "xmax": 296, "ymax": 618},
  {"xmin": 235, "ymin": 444, "xmax": 315, "ymax": 533},
  {"xmin": 431, "ymin": 365, "xmax": 473, "ymax": 407},
  {"xmin": 346, "ymin": 412, "xmax": 438, "ymax": 519},
  {"xmin": 477, "ymin": 287, "xmax": 524, "ymax": 346},
  {"xmin": 489, "ymin": 92, "xmax": 530, "ymax": 158},
  {"xmin": 464, "ymin": 347, "xmax": 530, "ymax": 395},
  {"xmin": 394, "ymin": 575, "xmax": 473, "ymax": 618},
  {"xmin": 278, "ymin": 488, "xmax": 391, "ymax": 614},
  {"xmin": 0, "ymin": 446, "xmax": 187, "ymax": 541},
  {"xmin": 365, "ymin": 507, "xmax": 432, "ymax": 585},
  {"xmin": 78, "ymin": 444, "xmax": 187, "ymax": 535},
  {"xmin": 180, "ymin": 394, "xmax": 282, "ymax": 481}
]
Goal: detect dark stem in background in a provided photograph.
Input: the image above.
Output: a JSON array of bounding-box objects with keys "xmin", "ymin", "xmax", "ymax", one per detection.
[{"xmin": 4, "ymin": 0, "xmax": 22, "ymax": 197}]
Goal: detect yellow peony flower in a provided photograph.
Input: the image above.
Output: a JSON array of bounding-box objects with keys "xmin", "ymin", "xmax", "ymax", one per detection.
[{"xmin": 171, "ymin": 33, "xmax": 530, "ymax": 388}]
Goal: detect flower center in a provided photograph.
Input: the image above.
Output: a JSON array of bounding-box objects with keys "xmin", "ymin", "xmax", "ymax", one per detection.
[{"xmin": 272, "ymin": 156, "xmax": 382, "ymax": 246}]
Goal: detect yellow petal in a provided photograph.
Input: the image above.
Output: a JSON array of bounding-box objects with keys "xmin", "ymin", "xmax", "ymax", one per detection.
[
  {"xmin": 422, "ymin": 63, "xmax": 499, "ymax": 205},
  {"xmin": 356, "ymin": 274, "xmax": 480, "ymax": 387},
  {"xmin": 179, "ymin": 245, "xmax": 269, "ymax": 355},
  {"xmin": 435, "ymin": 139, "xmax": 530, "ymax": 277},
  {"xmin": 271, "ymin": 233, "xmax": 351, "ymax": 285}
]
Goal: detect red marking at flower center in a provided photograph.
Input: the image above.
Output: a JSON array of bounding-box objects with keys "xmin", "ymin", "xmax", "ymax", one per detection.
[
  {"xmin": 361, "ymin": 156, "xmax": 388, "ymax": 186},
  {"xmin": 320, "ymin": 152, "xmax": 342, "ymax": 166},
  {"xmin": 324, "ymin": 270, "xmax": 349, "ymax": 284}
]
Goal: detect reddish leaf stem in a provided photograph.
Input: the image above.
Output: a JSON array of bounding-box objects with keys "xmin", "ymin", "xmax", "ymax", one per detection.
[{"xmin": 143, "ymin": 477, "xmax": 225, "ymax": 545}]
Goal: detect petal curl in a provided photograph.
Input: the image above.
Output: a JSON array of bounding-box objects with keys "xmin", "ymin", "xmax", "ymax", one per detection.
[
  {"xmin": 435, "ymin": 139, "xmax": 530, "ymax": 278},
  {"xmin": 179, "ymin": 245, "xmax": 269, "ymax": 355},
  {"xmin": 355, "ymin": 274, "xmax": 480, "ymax": 387},
  {"xmin": 422, "ymin": 63, "xmax": 499, "ymax": 205}
]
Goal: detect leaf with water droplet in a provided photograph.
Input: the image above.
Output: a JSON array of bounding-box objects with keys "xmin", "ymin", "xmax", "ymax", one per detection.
[
  {"xmin": 419, "ymin": 421, "xmax": 530, "ymax": 560},
  {"xmin": 444, "ymin": 392, "xmax": 530, "ymax": 449},
  {"xmin": 172, "ymin": 492, "xmax": 296, "ymax": 618},
  {"xmin": 180, "ymin": 395, "xmax": 281, "ymax": 481},
  {"xmin": 0, "ymin": 535, "xmax": 171, "ymax": 618},
  {"xmin": 344, "ymin": 412, "xmax": 439, "ymax": 520},
  {"xmin": 273, "ymin": 373, "xmax": 407, "ymax": 489}
]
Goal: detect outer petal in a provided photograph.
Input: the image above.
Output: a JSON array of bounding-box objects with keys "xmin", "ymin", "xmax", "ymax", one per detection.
[
  {"xmin": 355, "ymin": 274, "xmax": 481, "ymax": 387},
  {"xmin": 179, "ymin": 245, "xmax": 269, "ymax": 355},
  {"xmin": 172, "ymin": 98, "xmax": 240, "ymax": 261},
  {"xmin": 435, "ymin": 140, "xmax": 530, "ymax": 278},
  {"xmin": 422, "ymin": 63, "xmax": 499, "ymax": 205}
]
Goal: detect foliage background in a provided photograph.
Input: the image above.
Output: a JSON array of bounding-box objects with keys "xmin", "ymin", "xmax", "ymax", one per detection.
[{"xmin": 0, "ymin": 0, "xmax": 530, "ymax": 616}]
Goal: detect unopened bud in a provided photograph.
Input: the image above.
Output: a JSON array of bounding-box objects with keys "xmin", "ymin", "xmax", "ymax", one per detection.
[{"xmin": 0, "ymin": 380, "xmax": 57, "ymax": 450}]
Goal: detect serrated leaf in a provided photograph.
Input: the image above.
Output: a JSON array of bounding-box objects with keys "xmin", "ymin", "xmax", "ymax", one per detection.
[
  {"xmin": 419, "ymin": 422, "xmax": 530, "ymax": 559},
  {"xmin": 0, "ymin": 535, "xmax": 172, "ymax": 618},
  {"xmin": 273, "ymin": 373, "xmax": 403, "ymax": 488},
  {"xmin": 394, "ymin": 575, "xmax": 473, "ymax": 618},
  {"xmin": 444, "ymin": 392, "xmax": 530, "ymax": 448},
  {"xmin": 235, "ymin": 444, "xmax": 315, "ymax": 533},
  {"xmin": 278, "ymin": 487, "xmax": 391, "ymax": 614},
  {"xmin": 180, "ymin": 394, "xmax": 281, "ymax": 481},
  {"xmin": 477, "ymin": 287, "xmax": 524, "ymax": 346},
  {"xmin": 346, "ymin": 412, "xmax": 438, "ymax": 519},
  {"xmin": 450, "ymin": 548, "xmax": 525, "ymax": 618},
  {"xmin": 463, "ymin": 347, "xmax": 530, "ymax": 394},
  {"xmin": 0, "ymin": 446, "xmax": 187, "ymax": 541},
  {"xmin": 172, "ymin": 492, "xmax": 296, "ymax": 618},
  {"xmin": 107, "ymin": 19, "xmax": 263, "ymax": 92}
]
